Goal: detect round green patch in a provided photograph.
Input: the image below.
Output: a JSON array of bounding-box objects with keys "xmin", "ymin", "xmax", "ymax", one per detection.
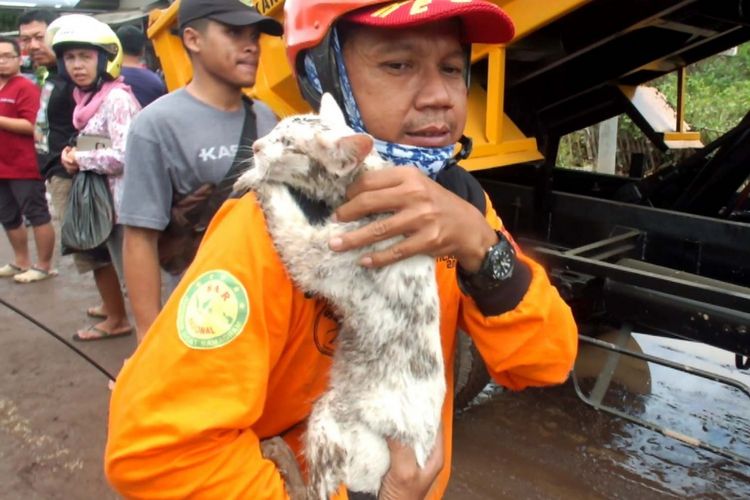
[{"xmin": 177, "ymin": 270, "xmax": 249, "ymax": 350}]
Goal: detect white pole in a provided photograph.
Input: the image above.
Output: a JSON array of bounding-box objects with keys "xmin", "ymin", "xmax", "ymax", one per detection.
[{"xmin": 596, "ymin": 116, "xmax": 619, "ymax": 175}]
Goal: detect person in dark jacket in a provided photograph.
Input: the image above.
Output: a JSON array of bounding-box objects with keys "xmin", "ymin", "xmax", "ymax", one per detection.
[{"xmin": 116, "ymin": 25, "xmax": 166, "ymax": 108}]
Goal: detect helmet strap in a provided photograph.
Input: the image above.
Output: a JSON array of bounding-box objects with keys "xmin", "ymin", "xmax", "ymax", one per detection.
[
  {"xmin": 96, "ymin": 51, "xmax": 110, "ymax": 81},
  {"xmin": 296, "ymin": 29, "xmax": 347, "ymax": 116},
  {"xmin": 56, "ymin": 58, "xmax": 67, "ymax": 79},
  {"xmin": 462, "ymin": 44, "xmax": 472, "ymax": 88}
]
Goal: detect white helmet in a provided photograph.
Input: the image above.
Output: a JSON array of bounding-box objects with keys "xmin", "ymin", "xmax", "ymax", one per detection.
[{"xmin": 49, "ymin": 14, "xmax": 123, "ymax": 80}]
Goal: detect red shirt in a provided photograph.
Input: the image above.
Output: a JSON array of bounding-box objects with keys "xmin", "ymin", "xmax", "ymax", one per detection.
[{"xmin": 0, "ymin": 75, "xmax": 41, "ymax": 179}]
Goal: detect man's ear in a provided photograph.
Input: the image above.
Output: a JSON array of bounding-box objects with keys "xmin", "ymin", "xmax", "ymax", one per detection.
[
  {"xmin": 329, "ymin": 133, "xmax": 373, "ymax": 177},
  {"xmin": 319, "ymin": 93, "xmax": 347, "ymax": 128},
  {"xmin": 181, "ymin": 27, "xmax": 201, "ymax": 56}
]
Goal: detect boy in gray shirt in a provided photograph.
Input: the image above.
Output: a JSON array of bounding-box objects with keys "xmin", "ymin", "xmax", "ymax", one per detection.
[
  {"xmin": 119, "ymin": 0, "xmax": 283, "ymax": 341},
  {"xmin": 120, "ymin": 88, "xmax": 277, "ymax": 230}
]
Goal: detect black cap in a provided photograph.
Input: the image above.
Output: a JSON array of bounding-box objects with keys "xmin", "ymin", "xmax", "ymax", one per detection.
[{"xmin": 178, "ymin": 0, "xmax": 283, "ymax": 35}]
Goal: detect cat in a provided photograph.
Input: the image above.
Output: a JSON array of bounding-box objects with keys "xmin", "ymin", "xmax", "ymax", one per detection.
[{"xmin": 234, "ymin": 93, "xmax": 445, "ymax": 499}]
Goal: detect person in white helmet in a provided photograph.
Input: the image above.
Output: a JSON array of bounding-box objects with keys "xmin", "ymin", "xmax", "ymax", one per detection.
[
  {"xmin": 53, "ymin": 15, "xmax": 141, "ymax": 341},
  {"xmin": 17, "ymin": 9, "xmax": 116, "ymax": 315}
]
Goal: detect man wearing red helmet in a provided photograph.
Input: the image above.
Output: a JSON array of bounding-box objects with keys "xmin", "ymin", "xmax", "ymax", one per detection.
[{"xmin": 106, "ymin": 1, "xmax": 578, "ymax": 499}]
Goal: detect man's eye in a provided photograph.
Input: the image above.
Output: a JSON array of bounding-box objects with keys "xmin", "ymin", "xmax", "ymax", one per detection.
[
  {"xmin": 383, "ymin": 62, "xmax": 410, "ymax": 71},
  {"xmin": 442, "ymin": 65, "xmax": 464, "ymax": 75}
]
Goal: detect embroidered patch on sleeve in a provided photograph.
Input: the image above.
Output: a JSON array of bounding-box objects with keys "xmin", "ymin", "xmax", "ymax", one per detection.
[{"xmin": 177, "ymin": 270, "xmax": 250, "ymax": 349}]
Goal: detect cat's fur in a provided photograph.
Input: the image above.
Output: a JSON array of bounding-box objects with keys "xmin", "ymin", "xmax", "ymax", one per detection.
[{"xmin": 235, "ymin": 94, "xmax": 445, "ymax": 499}]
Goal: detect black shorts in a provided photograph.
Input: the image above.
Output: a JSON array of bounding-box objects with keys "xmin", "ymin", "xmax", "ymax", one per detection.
[{"xmin": 0, "ymin": 179, "xmax": 52, "ymax": 230}]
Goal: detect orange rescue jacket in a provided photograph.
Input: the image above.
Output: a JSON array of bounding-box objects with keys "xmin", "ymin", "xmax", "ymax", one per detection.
[{"xmin": 105, "ymin": 191, "xmax": 578, "ymax": 499}]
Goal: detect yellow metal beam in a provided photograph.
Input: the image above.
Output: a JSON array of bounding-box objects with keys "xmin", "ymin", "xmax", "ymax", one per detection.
[
  {"xmin": 663, "ymin": 131, "xmax": 701, "ymax": 142},
  {"xmin": 496, "ymin": 0, "xmax": 593, "ymax": 41},
  {"xmin": 484, "ymin": 46, "xmax": 505, "ymax": 144},
  {"xmin": 254, "ymin": 0, "xmax": 284, "ymax": 17},
  {"xmin": 676, "ymin": 67, "xmax": 686, "ymax": 133},
  {"xmin": 147, "ymin": 3, "xmax": 191, "ymax": 92}
]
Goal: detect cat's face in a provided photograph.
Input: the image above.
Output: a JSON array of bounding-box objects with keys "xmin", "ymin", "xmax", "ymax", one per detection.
[{"xmin": 246, "ymin": 94, "xmax": 374, "ymax": 203}]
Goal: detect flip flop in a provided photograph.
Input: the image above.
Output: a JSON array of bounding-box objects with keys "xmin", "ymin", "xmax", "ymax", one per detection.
[
  {"xmin": 86, "ymin": 306, "xmax": 107, "ymax": 319},
  {"xmin": 0, "ymin": 263, "xmax": 27, "ymax": 277},
  {"xmin": 72, "ymin": 325, "xmax": 134, "ymax": 342},
  {"xmin": 13, "ymin": 266, "xmax": 58, "ymax": 283}
]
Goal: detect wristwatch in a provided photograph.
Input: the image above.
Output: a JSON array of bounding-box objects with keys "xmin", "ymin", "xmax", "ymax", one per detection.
[{"xmin": 459, "ymin": 232, "xmax": 516, "ymax": 291}]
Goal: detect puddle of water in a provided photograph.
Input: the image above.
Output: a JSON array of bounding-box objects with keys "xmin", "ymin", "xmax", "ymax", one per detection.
[
  {"xmin": 449, "ymin": 333, "xmax": 750, "ymax": 499},
  {"xmin": 575, "ymin": 333, "xmax": 750, "ymax": 496}
]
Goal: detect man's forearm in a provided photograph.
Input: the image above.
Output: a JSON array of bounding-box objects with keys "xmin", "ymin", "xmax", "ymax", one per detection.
[
  {"xmin": 0, "ymin": 116, "xmax": 34, "ymax": 135},
  {"xmin": 124, "ymin": 226, "xmax": 162, "ymax": 343}
]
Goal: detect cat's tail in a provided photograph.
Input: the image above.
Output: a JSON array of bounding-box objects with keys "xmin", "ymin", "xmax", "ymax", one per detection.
[{"xmin": 304, "ymin": 400, "xmax": 348, "ymax": 500}]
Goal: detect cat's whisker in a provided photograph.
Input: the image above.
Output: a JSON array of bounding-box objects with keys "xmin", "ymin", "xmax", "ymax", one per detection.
[{"xmin": 239, "ymin": 147, "xmax": 256, "ymax": 169}]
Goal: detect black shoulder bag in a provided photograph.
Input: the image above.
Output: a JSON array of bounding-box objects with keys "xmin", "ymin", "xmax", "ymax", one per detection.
[{"xmin": 158, "ymin": 97, "xmax": 257, "ymax": 275}]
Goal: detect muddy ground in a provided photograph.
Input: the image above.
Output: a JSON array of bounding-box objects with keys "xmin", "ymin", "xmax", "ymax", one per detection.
[{"xmin": 1, "ymin": 227, "xmax": 749, "ymax": 499}]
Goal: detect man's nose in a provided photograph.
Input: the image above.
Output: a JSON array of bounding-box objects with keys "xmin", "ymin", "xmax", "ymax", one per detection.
[
  {"xmin": 244, "ymin": 41, "xmax": 259, "ymax": 54},
  {"xmin": 416, "ymin": 68, "xmax": 453, "ymax": 109}
]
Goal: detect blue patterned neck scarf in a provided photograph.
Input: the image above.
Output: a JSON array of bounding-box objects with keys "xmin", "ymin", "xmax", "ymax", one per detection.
[{"xmin": 304, "ymin": 29, "xmax": 454, "ymax": 178}]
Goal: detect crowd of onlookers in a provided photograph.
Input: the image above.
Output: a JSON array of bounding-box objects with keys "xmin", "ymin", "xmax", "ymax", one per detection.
[
  {"xmin": 0, "ymin": 9, "xmax": 167, "ymax": 341},
  {"xmin": 1, "ymin": 4, "xmax": 280, "ymax": 347}
]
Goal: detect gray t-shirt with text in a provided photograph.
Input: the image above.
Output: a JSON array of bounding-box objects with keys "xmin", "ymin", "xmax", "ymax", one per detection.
[{"xmin": 119, "ymin": 88, "xmax": 277, "ymax": 230}]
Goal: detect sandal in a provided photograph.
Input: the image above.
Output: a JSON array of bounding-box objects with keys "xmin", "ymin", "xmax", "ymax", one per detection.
[
  {"xmin": 0, "ymin": 263, "xmax": 27, "ymax": 277},
  {"xmin": 72, "ymin": 325, "xmax": 134, "ymax": 342},
  {"xmin": 13, "ymin": 266, "xmax": 58, "ymax": 283}
]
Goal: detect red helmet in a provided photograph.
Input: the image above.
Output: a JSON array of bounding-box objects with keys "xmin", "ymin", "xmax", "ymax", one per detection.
[
  {"xmin": 284, "ymin": 0, "xmax": 514, "ymax": 71},
  {"xmin": 284, "ymin": 1, "xmax": 388, "ymax": 74},
  {"xmin": 283, "ymin": 0, "xmax": 515, "ymax": 108}
]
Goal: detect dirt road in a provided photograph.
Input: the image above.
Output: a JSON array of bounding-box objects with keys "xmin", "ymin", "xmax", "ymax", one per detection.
[
  {"xmin": 1, "ymin": 233, "xmax": 128, "ymax": 500},
  {"xmin": 1, "ymin": 232, "xmax": 749, "ymax": 499}
]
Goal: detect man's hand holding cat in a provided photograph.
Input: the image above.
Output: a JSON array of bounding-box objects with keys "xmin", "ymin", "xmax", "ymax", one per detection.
[
  {"xmin": 330, "ymin": 167, "xmax": 497, "ymax": 272},
  {"xmin": 378, "ymin": 426, "xmax": 444, "ymax": 500}
]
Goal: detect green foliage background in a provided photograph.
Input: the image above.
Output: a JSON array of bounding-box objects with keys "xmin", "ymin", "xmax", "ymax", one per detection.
[
  {"xmin": 558, "ymin": 42, "xmax": 750, "ymax": 171},
  {"xmin": 655, "ymin": 43, "xmax": 750, "ymax": 142}
]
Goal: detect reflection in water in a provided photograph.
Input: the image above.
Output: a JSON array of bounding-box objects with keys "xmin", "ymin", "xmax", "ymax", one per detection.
[
  {"xmin": 602, "ymin": 335, "xmax": 750, "ymax": 496},
  {"xmin": 448, "ymin": 333, "xmax": 750, "ymax": 499}
]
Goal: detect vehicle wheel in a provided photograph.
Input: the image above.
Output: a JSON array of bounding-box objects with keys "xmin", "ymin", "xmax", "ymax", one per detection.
[{"xmin": 453, "ymin": 329, "xmax": 490, "ymax": 412}]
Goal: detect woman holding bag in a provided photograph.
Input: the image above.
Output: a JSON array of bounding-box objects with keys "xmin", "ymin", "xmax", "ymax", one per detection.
[{"xmin": 55, "ymin": 15, "xmax": 140, "ymax": 341}]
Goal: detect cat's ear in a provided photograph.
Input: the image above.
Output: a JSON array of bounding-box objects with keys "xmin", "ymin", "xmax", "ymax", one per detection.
[
  {"xmin": 330, "ymin": 133, "xmax": 374, "ymax": 176},
  {"xmin": 319, "ymin": 93, "xmax": 347, "ymax": 127}
]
